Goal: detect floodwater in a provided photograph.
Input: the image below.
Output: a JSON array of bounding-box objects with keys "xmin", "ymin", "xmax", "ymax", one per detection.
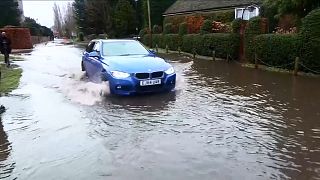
[{"xmin": 0, "ymin": 40, "xmax": 320, "ymax": 180}]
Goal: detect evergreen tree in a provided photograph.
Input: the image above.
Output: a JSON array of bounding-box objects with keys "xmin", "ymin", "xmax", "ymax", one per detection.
[
  {"xmin": 114, "ymin": 0, "xmax": 136, "ymax": 37},
  {"xmin": 86, "ymin": 0, "xmax": 113, "ymax": 35},
  {"xmin": 263, "ymin": 0, "xmax": 320, "ymax": 18},
  {"xmin": 22, "ymin": 17, "xmax": 53, "ymax": 36},
  {"xmin": 73, "ymin": 0, "xmax": 88, "ymax": 34},
  {"xmin": 0, "ymin": 0, "xmax": 21, "ymax": 27},
  {"xmin": 142, "ymin": 0, "xmax": 176, "ymax": 27}
]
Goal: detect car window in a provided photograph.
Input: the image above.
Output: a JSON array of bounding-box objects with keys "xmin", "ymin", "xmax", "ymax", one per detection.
[
  {"xmin": 86, "ymin": 42, "xmax": 95, "ymax": 52},
  {"xmin": 102, "ymin": 41, "xmax": 150, "ymax": 56},
  {"xmin": 93, "ymin": 42, "xmax": 101, "ymax": 52}
]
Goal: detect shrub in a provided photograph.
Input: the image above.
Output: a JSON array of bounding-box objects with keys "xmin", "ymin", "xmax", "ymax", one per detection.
[
  {"xmin": 178, "ymin": 22, "xmax": 188, "ymax": 36},
  {"xmin": 300, "ymin": 8, "xmax": 320, "ymax": 72},
  {"xmin": 245, "ymin": 16, "xmax": 264, "ymax": 62},
  {"xmin": 162, "ymin": 34, "xmax": 182, "ymax": 50},
  {"xmin": 163, "ymin": 23, "xmax": 173, "ymax": 34},
  {"xmin": 200, "ymin": 20, "xmax": 212, "ymax": 34},
  {"xmin": 78, "ymin": 32, "xmax": 84, "ymax": 41},
  {"xmin": 152, "ymin": 34, "xmax": 162, "ymax": 48},
  {"xmin": 139, "ymin": 28, "xmax": 149, "ymax": 38},
  {"xmin": 254, "ymin": 34, "xmax": 299, "ymax": 69},
  {"xmin": 212, "ymin": 21, "xmax": 231, "ymax": 33},
  {"xmin": 232, "ymin": 18, "xmax": 242, "ymax": 33},
  {"xmin": 181, "ymin": 33, "xmax": 239, "ymax": 59},
  {"xmin": 153, "ymin": 25, "xmax": 162, "ymax": 34},
  {"xmin": 98, "ymin": 34, "xmax": 108, "ymax": 39},
  {"xmin": 87, "ymin": 34, "xmax": 97, "ymax": 40},
  {"xmin": 186, "ymin": 15, "xmax": 204, "ymax": 33}
]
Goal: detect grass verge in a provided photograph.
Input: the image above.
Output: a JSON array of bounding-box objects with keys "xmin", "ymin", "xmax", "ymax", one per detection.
[{"xmin": 0, "ymin": 56, "xmax": 23, "ymax": 94}]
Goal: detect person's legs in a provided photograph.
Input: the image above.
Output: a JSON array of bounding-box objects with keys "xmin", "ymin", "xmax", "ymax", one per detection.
[{"xmin": 4, "ymin": 53, "xmax": 9, "ymax": 67}]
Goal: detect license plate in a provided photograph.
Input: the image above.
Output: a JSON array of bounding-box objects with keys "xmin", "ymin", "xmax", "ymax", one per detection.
[{"xmin": 140, "ymin": 79, "xmax": 161, "ymax": 86}]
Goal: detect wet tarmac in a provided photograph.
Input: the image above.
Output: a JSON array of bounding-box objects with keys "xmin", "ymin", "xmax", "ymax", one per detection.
[{"xmin": 0, "ymin": 40, "xmax": 320, "ymax": 179}]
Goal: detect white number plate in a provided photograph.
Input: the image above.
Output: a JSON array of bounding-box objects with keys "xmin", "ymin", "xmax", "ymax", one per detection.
[{"xmin": 140, "ymin": 79, "xmax": 161, "ymax": 86}]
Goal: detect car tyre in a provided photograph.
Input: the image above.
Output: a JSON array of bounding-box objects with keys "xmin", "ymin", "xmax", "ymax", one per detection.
[{"xmin": 81, "ymin": 61, "xmax": 85, "ymax": 71}]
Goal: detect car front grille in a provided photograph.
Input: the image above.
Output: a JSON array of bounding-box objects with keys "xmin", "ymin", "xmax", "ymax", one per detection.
[
  {"xmin": 135, "ymin": 73, "xmax": 150, "ymax": 79},
  {"xmin": 135, "ymin": 71, "xmax": 164, "ymax": 79},
  {"xmin": 151, "ymin": 71, "xmax": 164, "ymax": 78}
]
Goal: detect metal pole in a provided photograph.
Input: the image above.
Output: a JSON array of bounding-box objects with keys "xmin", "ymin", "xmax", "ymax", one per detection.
[{"xmin": 147, "ymin": 0, "xmax": 152, "ymax": 48}]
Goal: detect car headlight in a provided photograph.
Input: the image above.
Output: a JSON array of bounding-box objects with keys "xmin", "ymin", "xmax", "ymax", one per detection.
[
  {"xmin": 165, "ymin": 67, "xmax": 175, "ymax": 74},
  {"xmin": 111, "ymin": 71, "xmax": 130, "ymax": 78}
]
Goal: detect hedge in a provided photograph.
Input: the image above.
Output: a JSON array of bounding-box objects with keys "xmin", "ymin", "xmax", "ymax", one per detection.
[
  {"xmin": 143, "ymin": 33, "xmax": 239, "ymax": 59},
  {"xmin": 143, "ymin": 34, "xmax": 182, "ymax": 50},
  {"xmin": 245, "ymin": 17, "xmax": 265, "ymax": 62},
  {"xmin": 300, "ymin": 8, "xmax": 320, "ymax": 71},
  {"xmin": 254, "ymin": 34, "xmax": 299, "ymax": 69}
]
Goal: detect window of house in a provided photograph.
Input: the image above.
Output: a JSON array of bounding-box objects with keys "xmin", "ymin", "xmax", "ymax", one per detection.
[{"xmin": 235, "ymin": 7, "xmax": 259, "ymax": 20}]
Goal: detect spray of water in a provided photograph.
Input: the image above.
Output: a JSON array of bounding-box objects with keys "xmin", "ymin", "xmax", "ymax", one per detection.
[{"xmin": 60, "ymin": 73, "xmax": 110, "ymax": 106}]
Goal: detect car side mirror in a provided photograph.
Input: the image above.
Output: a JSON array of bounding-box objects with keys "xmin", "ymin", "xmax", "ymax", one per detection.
[
  {"xmin": 149, "ymin": 49, "xmax": 156, "ymax": 54},
  {"xmin": 88, "ymin": 51, "xmax": 100, "ymax": 57}
]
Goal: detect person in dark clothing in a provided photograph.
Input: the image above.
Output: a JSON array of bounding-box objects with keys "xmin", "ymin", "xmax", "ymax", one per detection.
[{"xmin": 0, "ymin": 32, "xmax": 12, "ymax": 67}]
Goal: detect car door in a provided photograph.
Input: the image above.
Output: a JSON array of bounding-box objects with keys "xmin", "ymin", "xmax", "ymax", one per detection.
[
  {"xmin": 90, "ymin": 41, "xmax": 104, "ymax": 81},
  {"xmin": 83, "ymin": 41, "xmax": 96, "ymax": 77}
]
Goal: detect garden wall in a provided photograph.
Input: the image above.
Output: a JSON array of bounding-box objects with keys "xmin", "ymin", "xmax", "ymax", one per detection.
[{"xmin": 0, "ymin": 27, "xmax": 33, "ymax": 49}]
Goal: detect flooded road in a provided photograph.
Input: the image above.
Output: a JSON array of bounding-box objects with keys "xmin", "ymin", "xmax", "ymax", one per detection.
[{"xmin": 0, "ymin": 41, "xmax": 320, "ymax": 179}]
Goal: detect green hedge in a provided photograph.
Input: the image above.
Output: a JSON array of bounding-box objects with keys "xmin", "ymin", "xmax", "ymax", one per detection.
[
  {"xmin": 143, "ymin": 34, "xmax": 182, "ymax": 50},
  {"xmin": 245, "ymin": 17, "xmax": 264, "ymax": 62},
  {"xmin": 254, "ymin": 34, "xmax": 299, "ymax": 69},
  {"xmin": 300, "ymin": 8, "xmax": 320, "ymax": 71},
  {"xmin": 143, "ymin": 33, "xmax": 239, "ymax": 59}
]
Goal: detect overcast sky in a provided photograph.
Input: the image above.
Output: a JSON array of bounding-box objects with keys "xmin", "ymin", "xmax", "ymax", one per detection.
[{"xmin": 23, "ymin": 0, "xmax": 73, "ymax": 28}]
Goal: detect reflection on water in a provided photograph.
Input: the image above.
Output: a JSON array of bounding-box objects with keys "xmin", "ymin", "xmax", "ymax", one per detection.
[
  {"xmin": 0, "ymin": 42, "xmax": 319, "ymax": 179},
  {"xmin": 0, "ymin": 116, "xmax": 14, "ymax": 179}
]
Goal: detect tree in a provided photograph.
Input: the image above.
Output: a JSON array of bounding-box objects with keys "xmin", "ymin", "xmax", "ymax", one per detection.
[
  {"xmin": 263, "ymin": 0, "xmax": 320, "ymax": 18},
  {"xmin": 142, "ymin": 0, "xmax": 176, "ymax": 27},
  {"xmin": 0, "ymin": 0, "xmax": 21, "ymax": 27},
  {"xmin": 73, "ymin": 0, "xmax": 88, "ymax": 34},
  {"xmin": 86, "ymin": 0, "xmax": 113, "ymax": 35},
  {"xmin": 113, "ymin": 0, "xmax": 136, "ymax": 37},
  {"xmin": 22, "ymin": 17, "xmax": 53, "ymax": 37},
  {"xmin": 63, "ymin": 3, "xmax": 76, "ymax": 38},
  {"xmin": 53, "ymin": 3, "xmax": 63, "ymax": 36}
]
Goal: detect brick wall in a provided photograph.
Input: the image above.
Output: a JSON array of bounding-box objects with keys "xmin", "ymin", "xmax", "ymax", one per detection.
[{"xmin": 0, "ymin": 27, "xmax": 33, "ymax": 49}]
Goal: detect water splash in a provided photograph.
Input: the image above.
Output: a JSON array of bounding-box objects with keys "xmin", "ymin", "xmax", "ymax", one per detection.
[{"xmin": 60, "ymin": 73, "xmax": 110, "ymax": 106}]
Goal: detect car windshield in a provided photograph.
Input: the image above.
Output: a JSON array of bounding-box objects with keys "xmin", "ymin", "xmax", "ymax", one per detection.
[{"xmin": 102, "ymin": 41, "xmax": 150, "ymax": 56}]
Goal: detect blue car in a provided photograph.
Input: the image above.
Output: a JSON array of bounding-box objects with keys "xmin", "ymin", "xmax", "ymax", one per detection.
[{"xmin": 81, "ymin": 39, "xmax": 176, "ymax": 95}]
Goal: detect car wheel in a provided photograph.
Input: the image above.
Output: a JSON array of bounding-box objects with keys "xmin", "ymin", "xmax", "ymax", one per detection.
[{"xmin": 81, "ymin": 61, "xmax": 85, "ymax": 71}]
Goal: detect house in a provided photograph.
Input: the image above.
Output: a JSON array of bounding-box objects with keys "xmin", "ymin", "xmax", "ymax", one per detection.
[{"xmin": 163, "ymin": 0, "xmax": 261, "ymax": 20}]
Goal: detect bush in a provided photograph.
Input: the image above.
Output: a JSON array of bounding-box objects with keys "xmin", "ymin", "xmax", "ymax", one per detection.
[
  {"xmin": 181, "ymin": 33, "xmax": 239, "ymax": 59},
  {"xmin": 163, "ymin": 23, "xmax": 173, "ymax": 34},
  {"xmin": 78, "ymin": 32, "xmax": 84, "ymax": 41},
  {"xmin": 98, "ymin": 34, "xmax": 108, "ymax": 39},
  {"xmin": 254, "ymin": 34, "xmax": 299, "ymax": 69},
  {"xmin": 153, "ymin": 25, "xmax": 162, "ymax": 34},
  {"xmin": 143, "ymin": 33, "xmax": 239, "ymax": 59},
  {"xmin": 232, "ymin": 18, "xmax": 242, "ymax": 33},
  {"xmin": 162, "ymin": 34, "xmax": 182, "ymax": 51},
  {"xmin": 87, "ymin": 34, "xmax": 97, "ymax": 40},
  {"xmin": 178, "ymin": 22, "xmax": 188, "ymax": 36},
  {"xmin": 151, "ymin": 34, "xmax": 163, "ymax": 48},
  {"xmin": 200, "ymin": 20, "xmax": 212, "ymax": 34},
  {"xmin": 139, "ymin": 28, "xmax": 149, "ymax": 38},
  {"xmin": 300, "ymin": 8, "xmax": 320, "ymax": 71},
  {"xmin": 245, "ymin": 16, "xmax": 264, "ymax": 62}
]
